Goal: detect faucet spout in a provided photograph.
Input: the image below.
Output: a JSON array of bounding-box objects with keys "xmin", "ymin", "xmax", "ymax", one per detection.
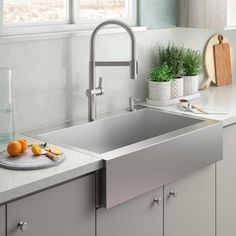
[{"xmin": 87, "ymin": 20, "xmax": 138, "ymax": 122}]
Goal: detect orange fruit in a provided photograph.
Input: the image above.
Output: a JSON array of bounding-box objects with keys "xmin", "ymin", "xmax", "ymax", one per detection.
[
  {"xmin": 48, "ymin": 146, "xmax": 62, "ymax": 155},
  {"xmin": 18, "ymin": 138, "xmax": 29, "ymax": 153},
  {"xmin": 7, "ymin": 141, "xmax": 22, "ymax": 157},
  {"xmin": 31, "ymin": 144, "xmax": 42, "ymax": 156}
]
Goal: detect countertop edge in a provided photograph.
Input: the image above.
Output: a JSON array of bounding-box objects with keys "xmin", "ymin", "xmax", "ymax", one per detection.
[{"xmin": 0, "ymin": 160, "xmax": 103, "ymax": 205}]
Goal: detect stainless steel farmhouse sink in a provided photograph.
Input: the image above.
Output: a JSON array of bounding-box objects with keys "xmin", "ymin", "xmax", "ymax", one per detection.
[{"xmin": 39, "ymin": 108, "xmax": 223, "ymax": 208}]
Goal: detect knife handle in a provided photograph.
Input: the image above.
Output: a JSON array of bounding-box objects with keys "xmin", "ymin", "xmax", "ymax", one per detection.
[{"xmin": 45, "ymin": 151, "xmax": 57, "ymax": 161}]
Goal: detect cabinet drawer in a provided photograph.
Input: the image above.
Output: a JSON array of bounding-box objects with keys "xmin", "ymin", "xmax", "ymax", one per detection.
[
  {"xmin": 7, "ymin": 174, "xmax": 95, "ymax": 236},
  {"xmin": 0, "ymin": 205, "xmax": 5, "ymax": 236}
]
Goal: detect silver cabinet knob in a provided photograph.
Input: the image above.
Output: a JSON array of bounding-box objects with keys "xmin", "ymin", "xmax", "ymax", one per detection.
[
  {"xmin": 154, "ymin": 197, "xmax": 162, "ymax": 205},
  {"xmin": 169, "ymin": 191, "xmax": 178, "ymax": 198},
  {"xmin": 17, "ymin": 221, "xmax": 28, "ymax": 232}
]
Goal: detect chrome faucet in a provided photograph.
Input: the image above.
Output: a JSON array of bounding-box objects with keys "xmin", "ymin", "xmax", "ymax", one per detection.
[{"xmin": 86, "ymin": 20, "xmax": 138, "ymax": 122}]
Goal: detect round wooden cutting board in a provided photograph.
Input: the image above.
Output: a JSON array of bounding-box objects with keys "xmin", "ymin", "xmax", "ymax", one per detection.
[{"xmin": 202, "ymin": 34, "xmax": 233, "ymax": 89}]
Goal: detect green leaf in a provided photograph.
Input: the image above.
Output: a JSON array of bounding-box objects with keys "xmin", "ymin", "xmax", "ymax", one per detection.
[
  {"xmin": 182, "ymin": 48, "xmax": 202, "ymax": 76},
  {"xmin": 148, "ymin": 64, "xmax": 174, "ymax": 82},
  {"xmin": 158, "ymin": 43, "xmax": 184, "ymax": 77},
  {"xmin": 28, "ymin": 143, "xmax": 48, "ymax": 149}
]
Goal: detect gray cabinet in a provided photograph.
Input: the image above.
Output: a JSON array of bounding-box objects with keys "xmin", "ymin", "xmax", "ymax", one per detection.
[
  {"xmin": 97, "ymin": 187, "xmax": 163, "ymax": 236},
  {"xmin": 164, "ymin": 165, "xmax": 215, "ymax": 236},
  {"xmin": 7, "ymin": 174, "xmax": 95, "ymax": 236},
  {"xmin": 217, "ymin": 125, "xmax": 236, "ymax": 236},
  {"xmin": 0, "ymin": 205, "xmax": 5, "ymax": 236}
]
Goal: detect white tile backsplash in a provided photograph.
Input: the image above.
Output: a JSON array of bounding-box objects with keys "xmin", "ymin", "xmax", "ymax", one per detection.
[{"xmin": 0, "ymin": 27, "xmax": 235, "ymax": 132}]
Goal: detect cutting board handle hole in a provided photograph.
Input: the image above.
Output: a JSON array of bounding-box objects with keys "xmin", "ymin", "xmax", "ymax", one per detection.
[{"xmin": 218, "ymin": 35, "xmax": 224, "ymax": 44}]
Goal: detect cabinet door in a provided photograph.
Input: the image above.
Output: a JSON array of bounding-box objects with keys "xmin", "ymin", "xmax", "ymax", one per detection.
[
  {"xmin": 97, "ymin": 187, "xmax": 163, "ymax": 236},
  {"xmin": 164, "ymin": 165, "xmax": 215, "ymax": 236},
  {"xmin": 217, "ymin": 125, "xmax": 236, "ymax": 236},
  {"xmin": 0, "ymin": 205, "xmax": 5, "ymax": 236},
  {"xmin": 7, "ymin": 174, "xmax": 95, "ymax": 236}
]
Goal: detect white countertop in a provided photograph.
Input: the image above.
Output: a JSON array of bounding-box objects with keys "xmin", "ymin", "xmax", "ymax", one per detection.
[
  {"xmin": 0, "ymin": 135, "xmax": 103, "ymax": 204},
  {"xmin": 1, "ymin": 82, "xmax": 235, "ymax": 205},
  {"xmin": 144, "ymin": 82, "xmax": 236, "ymax": 127}
]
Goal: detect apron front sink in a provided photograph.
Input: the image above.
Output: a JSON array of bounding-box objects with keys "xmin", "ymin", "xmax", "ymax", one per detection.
[{"xmin": 39, "ymin": 108, "xmax": 223, "ymax": 208}]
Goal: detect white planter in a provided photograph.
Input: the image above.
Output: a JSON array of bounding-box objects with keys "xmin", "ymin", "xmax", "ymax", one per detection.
[
  {"xmin": 149, "ymin": 81, "xmax": 171, "ymax": 101},
  {"xmin": 183, "ymin": 75, "xmax": 199, "ymax": 96},
  {"xmin": 171, "ymin": 77, "xmax": 184, "ymax": 99}
]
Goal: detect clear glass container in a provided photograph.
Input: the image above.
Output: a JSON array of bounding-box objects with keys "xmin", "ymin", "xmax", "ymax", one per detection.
[{"xmin": 0, "ymin": 67, "xmax": 15, "ymax": 150}]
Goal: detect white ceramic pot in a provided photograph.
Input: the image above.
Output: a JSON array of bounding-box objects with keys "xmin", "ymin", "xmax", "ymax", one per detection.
[
  {"xmin": 171, "ymin": 77, "xmax": 184, "ymax": 99},
  {"xmin": 149, "ymin": 81, "xmax": 171, "ymax": 101},
  {"xmin": 183, "ymin": 75, "xmax": 199, "ymax": 96}
]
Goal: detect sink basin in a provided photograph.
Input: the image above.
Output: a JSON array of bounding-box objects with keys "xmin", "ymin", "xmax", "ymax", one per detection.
[
  {"xmin": 40, "ymin": 108, "xmax": 201, "ymax": 155},
  {"xmin": 39, "ymin": 108, "xmax": 223, "ymax": 208}
]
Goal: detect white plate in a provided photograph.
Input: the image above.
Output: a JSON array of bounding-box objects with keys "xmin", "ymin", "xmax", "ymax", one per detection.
[{"xmin": 0, "ymin": 149, "xmax": 65, "ymax": 170}]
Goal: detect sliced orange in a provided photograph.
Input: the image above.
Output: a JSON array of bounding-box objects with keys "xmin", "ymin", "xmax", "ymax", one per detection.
[
  {"xmin": 48, "ymin": 146, "xmax": 62, "ymax": 155},
  {"xmin": 31, "ymin": 144, "xmax": 42, "ymax": 156}
]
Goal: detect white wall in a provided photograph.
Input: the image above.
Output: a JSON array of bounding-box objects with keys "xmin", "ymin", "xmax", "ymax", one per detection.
[{"xmin": 0, "ymin": 27, "xmax": 235, "ymax": 132}]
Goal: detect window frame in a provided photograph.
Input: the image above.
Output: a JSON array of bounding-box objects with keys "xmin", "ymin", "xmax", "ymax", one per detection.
[{"xmin": 0, "ymin": 0, "xmax": 137, "ymax": 36}]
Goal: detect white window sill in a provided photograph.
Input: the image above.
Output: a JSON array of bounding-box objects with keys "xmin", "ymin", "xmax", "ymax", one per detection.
[
  {"xmin": 224, "ymin": 25, "xmax": 236, "ymax": 30},
  {"xmin": 0, "ymin": 25, "xmax": 146, "ymax": 43}
]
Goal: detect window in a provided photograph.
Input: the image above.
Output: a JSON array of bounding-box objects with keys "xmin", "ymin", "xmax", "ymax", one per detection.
[
  {"xmin": 77, "ymin": 0, "xmax": 136, "ymax": 28},
  {"xmin": 1, "ymin": 0, "xmax": 137, "ymax": 35},
  {"xmin": 80, "ymin": 0, "xmax": 131, "ymax": 20},
  {"xmin": 4, "ymin": 0, "xmax": 68, "ymax": 25}
]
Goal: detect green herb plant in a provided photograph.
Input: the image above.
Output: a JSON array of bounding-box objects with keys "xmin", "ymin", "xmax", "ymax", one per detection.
[
  {"xmin": 158, "ymin": 44, "xmax": 184, "ymax": 78},
  {"xmin": 148, "ymin": 64, "xmax": 174, "ymax": 82},
  {"xmin": 182, "ymin": 48, "xmax": 202, "ymax": 76},
  {"xmin": 28, "ymin": 143, "xmax": 48, "ymax": 149}
]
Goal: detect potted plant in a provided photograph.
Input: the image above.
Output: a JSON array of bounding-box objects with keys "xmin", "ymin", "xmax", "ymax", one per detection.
[
  {"xmin": 159, "ymin": 44, "xmax": 184, "ymax": 99},
  {"xmin": 148, "ymin": 64, "xmax": 174, "ymax": 101},
  {"xmin": 182, "ymin": 48, "xmax": 202, "ymax": 95}
]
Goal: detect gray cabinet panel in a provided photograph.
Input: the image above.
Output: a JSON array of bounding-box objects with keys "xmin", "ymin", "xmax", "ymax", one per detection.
[
  {"xmin": 97, "ymin": 187, "xmax": 163, "ymax": 236},
  {"xmin": 7, "ymin": 174, "xmax": 95, "ymax": 236},
  {"xmin": 0, "ymin": 205, "xmax": 5, "ymax": 236},
  {"xmin": 217, "ymin": 125, "xmax": 236, "ymax": 236},
  {"xmin": 164, "ymin": 165, "xmax": 215, "ymax": 236}
]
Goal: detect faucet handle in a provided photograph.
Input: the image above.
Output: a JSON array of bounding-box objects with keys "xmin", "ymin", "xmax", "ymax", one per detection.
[
  {"xmin": 98, "ymin": 77, "xmax": 103, "ymax": 88},
  {"xmin": 97, "ymin": 77, "xmax": 104, "ymax": 95},
  {"xmin": 86, "ymin": 77, "xmax": 104, "ymax": 97}
]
